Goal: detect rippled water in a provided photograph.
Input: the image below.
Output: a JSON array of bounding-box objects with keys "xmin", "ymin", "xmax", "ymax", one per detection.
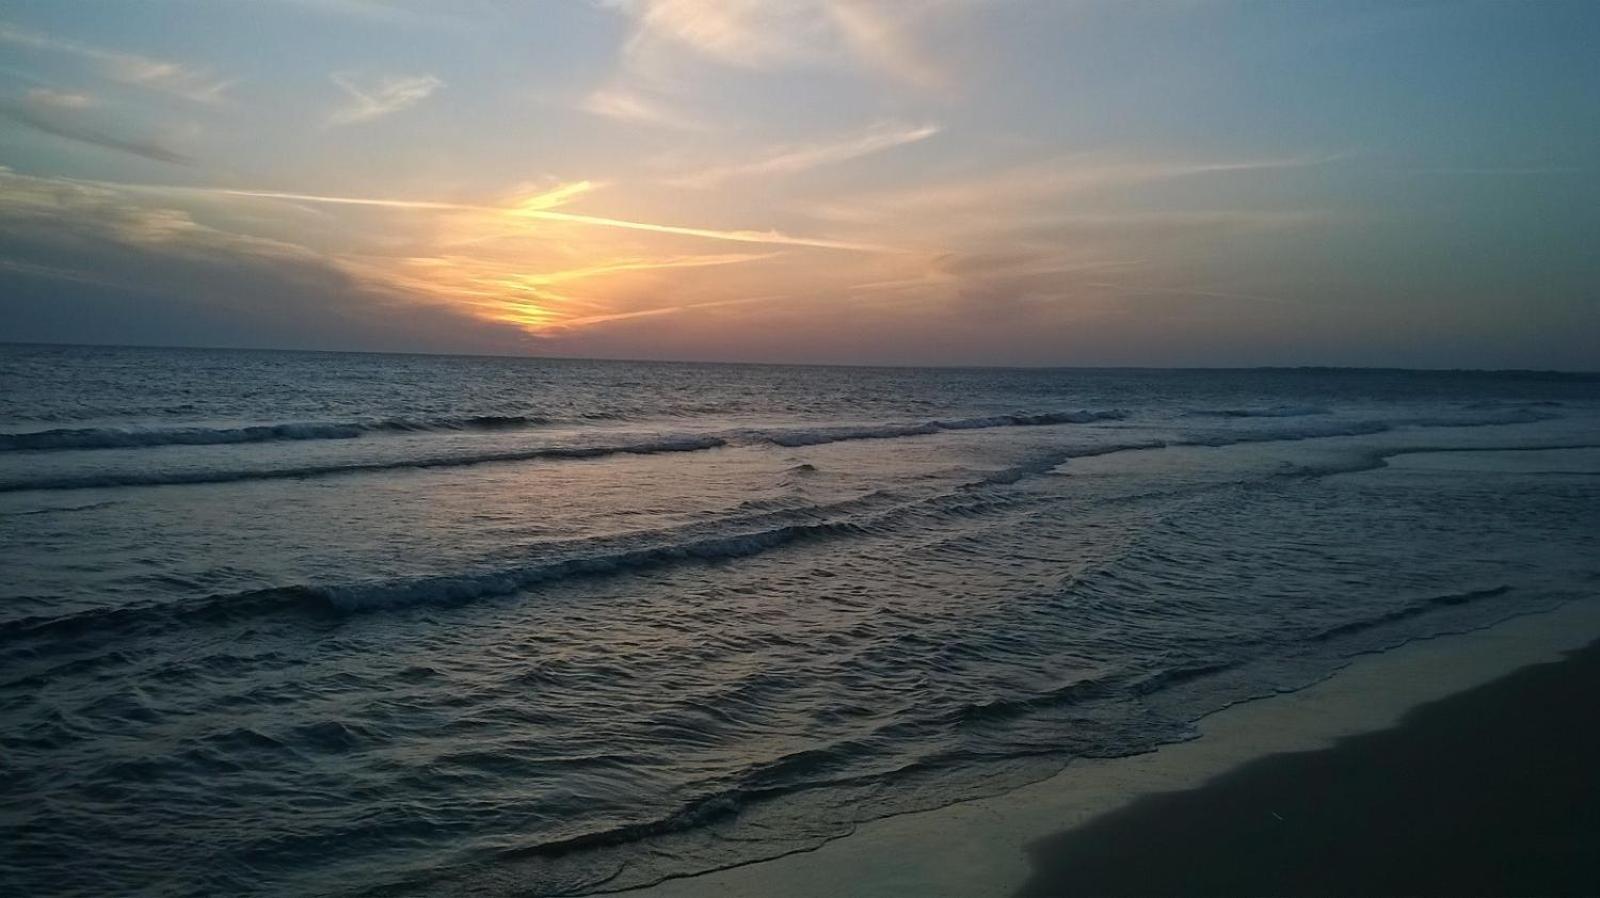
[{"xmin": 3, "ymin": 344, "xmax": 1598, "ymax": 897}]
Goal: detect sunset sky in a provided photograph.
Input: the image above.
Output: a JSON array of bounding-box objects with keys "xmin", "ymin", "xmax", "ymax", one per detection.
[{"xmin": 1, "ymin": 1, "xmax": 1596, "ymax": 367}]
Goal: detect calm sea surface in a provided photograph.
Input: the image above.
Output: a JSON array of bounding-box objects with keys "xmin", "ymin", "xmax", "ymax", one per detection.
[{"xmin": 3, "ymin": 344, "xmax": 1598, "ymax": 896}]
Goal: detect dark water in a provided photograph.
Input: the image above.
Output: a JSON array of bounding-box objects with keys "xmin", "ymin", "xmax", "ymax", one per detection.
[{"xmin": 2, "ymin": 344, "xmax": 1598, "ymax": 897}]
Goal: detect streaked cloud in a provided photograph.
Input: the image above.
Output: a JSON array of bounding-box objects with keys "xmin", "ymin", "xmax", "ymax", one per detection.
[
  {"xmin": 580, "ymin": 86, "xmax": 702, "ymax": 130},
  {"xmin": 12, "ymin": 168, "xmax": 897, "ymax": 339},
  {"xmin": 821, "ymin": 154, "xmax": 1344, "ymax": 219},
  {"xmin": 1083, "ymin": 283, "xmax": 1299, "ymax": 306},
  {"xmin": 0, "ymin": 96, "xmax": 192, "ymax": 165},
  {"xmin": 543, "ymin": 295, "xmax": 767, "ymax": 331},
  {"xmin": 0, "ymin": 256, "xmax": 125, "ymax": 289},
  {"xmin": 525, "ymin": 208, "xmax": 900, "ymax": 252},
  {"xmin": 614, "ymin": 0, "xmax": 823, "ymax": 71},
  {"xmin": 586, "ymin": 0, "xmax": 956, "ymax": 144},
  {"xmin": 1409, "ymin": 166, "xmax": 1589, "ymax": 176},
  {"xmin": 666, "ymin": 121, "xmax": 939, "ymax": 187},
  {"xmin": 327, "ymin": 72, "xmax": 442, "ymax": 125},
  {"xmin": 0, "ymin": 21, "xmax": 231, "ymax": 103},
  {"xmin": 3, "ymin": 2, "xmax": 1595, "ymax": 367},
  {"xmin": 605, "ymin": 0, "xmax": 951, "ymax": 88},
  {"xmin": 0, "ymin": 167, "xmax": 532, "ymax": 353},
  {"xmin": 825, "ymin": 0, "xmax": 946, "ymax": 90},
  {"xmin": 24, "ymin": 87, "xmax": 96, "ymax": 108},
  {"xmin": 141, "ymin": 182, "xmax": 903, "ymax": 252},
  {"xmin": 269, "ymin": 0, "xmax": 467, "ymax": 28}
]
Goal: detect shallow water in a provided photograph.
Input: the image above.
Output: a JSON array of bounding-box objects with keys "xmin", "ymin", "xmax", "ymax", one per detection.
[{"xmin": 3, "ymin": 344, "xmax": 1598, "ymax": 896}]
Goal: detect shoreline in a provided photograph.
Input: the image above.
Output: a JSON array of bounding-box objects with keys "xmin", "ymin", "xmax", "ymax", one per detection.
[
  {"xmin": 1018, "ymin": 627, "xmax": 1600, "ymax": 896},
  {"xmin": 618, "ymin": 598, "xmax": 1600, "ymax": 897}
]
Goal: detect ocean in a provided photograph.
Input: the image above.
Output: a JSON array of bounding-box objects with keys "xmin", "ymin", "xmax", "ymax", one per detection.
[{"xmin": 3, "ymin": 343, "xmax": 1598, "ymax": 897}]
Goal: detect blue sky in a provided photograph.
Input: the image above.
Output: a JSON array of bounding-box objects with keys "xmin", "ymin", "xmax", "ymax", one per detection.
[{"xmin": 1, "ymin": 0, "xmax": 1596, "ymax": 367}]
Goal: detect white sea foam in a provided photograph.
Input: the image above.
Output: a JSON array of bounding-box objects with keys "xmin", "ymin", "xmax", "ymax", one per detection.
[{"xmin": 0, "ymin": 414, "xmax": 553, "ymax": 452}]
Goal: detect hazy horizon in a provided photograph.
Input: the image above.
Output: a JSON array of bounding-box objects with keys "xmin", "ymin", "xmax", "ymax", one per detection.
[
  {"xmin": 3, "ymin": 1, "xmax": 1597, "ymax": 368},
  {"xmin": 8, "ymin": 337, "xmax": 1600, "ymax": 375}
]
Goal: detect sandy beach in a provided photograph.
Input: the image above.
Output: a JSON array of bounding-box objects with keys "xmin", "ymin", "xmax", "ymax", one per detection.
[
  {"xmin": 1018, "ymin": 631, "xmax": 1600, "ymax": 896},
  {"xmin": 622, "ymin": 599, "xmax": 1600, "ymax": 898}
]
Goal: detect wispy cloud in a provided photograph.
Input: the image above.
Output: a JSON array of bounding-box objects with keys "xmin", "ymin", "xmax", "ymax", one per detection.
[
  {"xmin": 1409, "ymin": 166, "xmax": 1588, "ymax": 176},
  {"xmin": 1084, "ymin": 282, "xmax": 1299, "ymax": 306},
  {"xmin": 270, "ymin": 0, "xmax": 467, "ymax": 28},
  {"xmin": 807, "ymin": 153, "xmax": 1344, "ymax": 222},
  {"xmin": 542, "ymin": 295, "xmax": 767, "ymax": 331},
  {"xmin": 0, "ymin": 96, "xmax": 192, "ymax": 165},
  {"xmin": 395, "ymin": 254, "xmax": 777, "ymax": 331},
  {"xmin": 587, "ymin": 0, "xmax": 954, "ymax": 138},
  {"xmin": 35, "ymin": 171, "xmax": 901, "ymax": 335},
  {"xmin": 606, "ymin": 0, "xmax": 949, "ymax": 87},
  {"xmin": 666, "ymin": 121, "xmax": 940, "ymax": 187},
  {"xmin": 24, "ymin": 87, "xmax": 96, "ymax": 109},
  {"xmin": 0, "ymin": 256, "xmax": 126, "ymax": 289},
  {"xmin": 825, "ymin": 0, "xmax": 946, "ymax": 90},
  {"xmin": 198, "ymin": 188, "xmax": 468, "ymax": 211},
  {"xmin": 491, "ymin": 252, "xmax": 777, "ymax": 287},
  {"xmin": 616, "ymin": 0, "xmax": 823, "ymax": 71},
  {"xmin": 138, "ymin": 182, "xmax": 902, "ymax": 252},
  {"xmin": 0, "ymin": 22, "xmax": 231, "ymax": 103},
  {"xmin": 526, "ymin": 208, "xmax": 899, "ymax": 252},
  {"xmin": 0, "ymin": 167, "xmax": 529, "ymax": 352},
  {"xmin": 580, "ymin": 86, "xmax": 703, "ymax": 130},
  {"xmin": 327, "ymin": 72, "xmax": 443, "ymax": 125}
]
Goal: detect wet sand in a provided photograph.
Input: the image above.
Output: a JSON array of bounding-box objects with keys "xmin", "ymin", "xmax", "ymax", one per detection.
[
  {"xmin": 1018, "ymin": 637, "xmax": 1600, "ymax": 897},
  {"xmin": 621, "ymin": 600, "xmax": 1600, "ymax": 898}
]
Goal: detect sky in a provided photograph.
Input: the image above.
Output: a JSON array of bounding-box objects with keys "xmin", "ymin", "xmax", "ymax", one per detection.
[{"xmin": 0, "ymin": 0, "xmax": 1596, "ymax": 368}]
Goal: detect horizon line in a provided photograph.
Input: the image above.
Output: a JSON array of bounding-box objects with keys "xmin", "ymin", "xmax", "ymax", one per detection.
[{"xmin": 3, "ymin": 340, "xmax": 1594, "ymax": 377}]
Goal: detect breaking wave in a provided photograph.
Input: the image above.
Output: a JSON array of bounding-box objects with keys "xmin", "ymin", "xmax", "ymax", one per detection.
[
  {"xmin": 0, "ymin": 415, "xmax": 553, "ymax": 452},
  {"xmin": 0, "ymin": 410, "xmax": 1129, "ymax": 493},
  {"xmin": 0, "ymin": 406, "xmax": 1565, "ymax": 494},
  {"xmin": 0, "ymin": 434, "xmax": 729, "ymax": 493},
  {"xmin": 1187, "ymin": 404, "xmax": 1329, "ymax": 418},
  {"xmin": 736, "ymin": 410, "xmax": 1126, "ymax": 447},
  {"xmin": 0, "ymin": 409, "xmax": 1129, "ymax": 455}
]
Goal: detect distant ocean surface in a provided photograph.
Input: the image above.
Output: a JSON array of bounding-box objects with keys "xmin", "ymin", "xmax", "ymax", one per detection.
[{"xmin": 3, "ymin": 343, "xmax": 1598, "ymax": 897}]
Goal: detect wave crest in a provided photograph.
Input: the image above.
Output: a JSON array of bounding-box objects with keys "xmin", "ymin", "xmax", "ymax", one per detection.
[{"xmin": 0, "ymin": 414, "xmax": 554, "ymax": 452}]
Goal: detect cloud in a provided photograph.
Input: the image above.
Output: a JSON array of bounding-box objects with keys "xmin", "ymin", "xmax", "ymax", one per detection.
[
  {"xmin": 0, "ymin": 256, "xmax": 126, "ymax": 289},
  {"xmin": 0, "ymin": 22, "xmax": 231, "ymax": 103},
  {"xmin": 24, "ymin": 87, "xmax": 96, "ymax": 109},
  {"xmin": 14, "ymin": 171, "xmax": 898, "ymax": 341},
  {"xmin": 269, "ymin": 0, "xmax": 466, "ymax": 28},
  {"xmin": 127, "ymin": 182, "xmax": 903, "ymax": 252},
  {"xmin": 392, "ymin": 254, "xmax": 778, "ymax": 330},
  {"xmin": 806, "ymin": 153, "xmax": 1344, "ymax": 223},
  {"xmin": 0, "ymin": 168, "xmax": 337, "ymax": 265},
  {"xmin": 326, "ymin": 72, "xmax": 443, "ymax": 125},
  {"xmin": 605, "ymin": 0, "xmax": 948, "ymax": 86},
  {"xmin": 1082, "ymin": 283, "xmax": 1298, "ymax": 306},
  {"xmin": 1408, "ymin": 166, "xmax": 1589, "ymax": 176},
  {"xmin": 825, "ymin": 0, "xmax": 946, "ymax": 90},
  {"xmin": 666, "ymin": 121, "xmax": 939, "ymax": 187},
  {"xmin": 580, "ymin": 86, "xmax": 702, "ymax": 130},
  {"xmin": 616, "ymin": 0, "xmax": 825, "ymax": 71},
  {"xmin": 0, "ymin": 167, "xmax": 527, "ymax": 353},
  {"xmin": 586, "ymin": 0, "xmax": 954, "ymax": 136},
  {"xmin": 507, "ymin": 207, "xmax": 901, "ymax": 252},
  {"xmin": 541, "ymin": 295, "xmax": 767, "ymax": 331},
  {"xmin": 0, "ymin": 97, "xmax": 193, "ymax": 165}
]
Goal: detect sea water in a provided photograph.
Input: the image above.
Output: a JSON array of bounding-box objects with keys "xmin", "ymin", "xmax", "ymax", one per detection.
[{"xmin": 2, "ymin": 344, "xmax": 1597, "ymax": 896}]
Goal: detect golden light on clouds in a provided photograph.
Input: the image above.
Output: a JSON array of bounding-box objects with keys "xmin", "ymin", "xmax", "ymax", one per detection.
[
  {"xmin": 88, "ymin": 176, "xmax": 909, "ymax": 335},
  {"xmin": 225, "ymin": 178, "xmax": 919, "ymax": 334},
  {"xmin": 3, "ymin": 3, "xmax": 1592, "ymax": 367}
]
